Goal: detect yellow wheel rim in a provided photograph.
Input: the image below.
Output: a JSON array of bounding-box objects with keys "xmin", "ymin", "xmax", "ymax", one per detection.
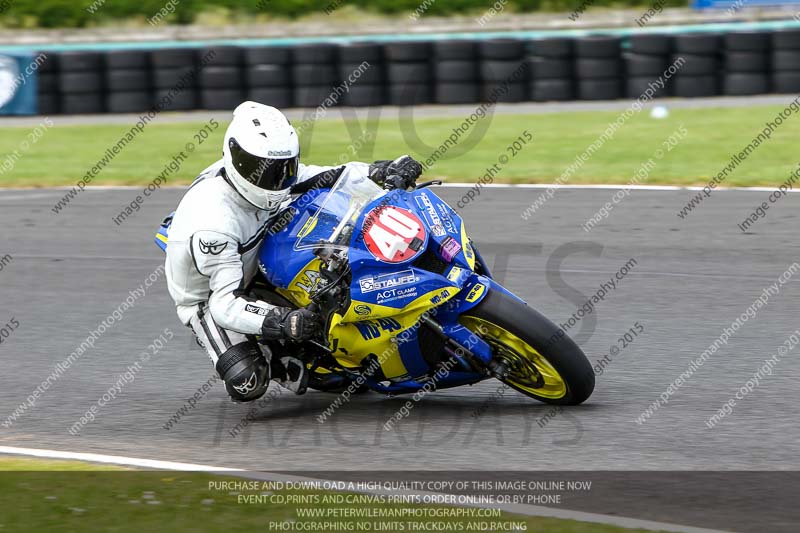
[{"xmin": 460, "ymin": 316, "xmax": 568, "ymax": 400}]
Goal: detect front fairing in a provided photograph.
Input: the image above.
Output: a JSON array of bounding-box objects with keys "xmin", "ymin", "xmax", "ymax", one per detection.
[
  {"xmin": 259, "ymin": 172, "xmax": 492, "ymax": 384},
  {"xmin": 343, "ymin": 188, "xmax": 476, "ymax": 322}
]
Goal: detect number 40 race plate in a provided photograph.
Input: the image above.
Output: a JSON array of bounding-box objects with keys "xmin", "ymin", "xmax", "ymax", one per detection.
[{"xmin": 362, "ymin": 205, "xmax": 426, "ymax": 263}]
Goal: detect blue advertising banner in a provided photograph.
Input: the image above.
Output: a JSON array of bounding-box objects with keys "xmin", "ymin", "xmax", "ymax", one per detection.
[
  {"xmin": 693, "ymin": 0, "xmax": 800, "ymax": 8},
  {"xmin": 0, "ymin": 52, "xmax": 38, "ymax": 115}
]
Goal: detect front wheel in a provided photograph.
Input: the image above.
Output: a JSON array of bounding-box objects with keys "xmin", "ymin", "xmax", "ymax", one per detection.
[{"xmin": 460, "ymin": 288, "xmax": 594, "ymax": 405}]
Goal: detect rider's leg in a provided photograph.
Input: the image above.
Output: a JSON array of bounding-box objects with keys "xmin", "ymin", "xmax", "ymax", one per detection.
[{"xmin": 189, "ymin": 303, "xmax": 308, "ymax": 402}]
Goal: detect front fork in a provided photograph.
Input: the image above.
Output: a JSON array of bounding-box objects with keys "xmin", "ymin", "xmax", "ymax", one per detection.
[{"xmin": 430, "ymin": 273, "xmax": 527, "ymax": 379}]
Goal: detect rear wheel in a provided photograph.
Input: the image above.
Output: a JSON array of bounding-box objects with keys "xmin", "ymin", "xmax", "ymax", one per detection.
[{"xmin": 460, "ymin": 289, "xmax": 594, "ymax": 405}]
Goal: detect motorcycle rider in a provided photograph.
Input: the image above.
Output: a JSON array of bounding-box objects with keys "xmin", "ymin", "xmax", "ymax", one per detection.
[{"xmin": 164, "ymin": 101, "xmax": 423, "ymax": 403}]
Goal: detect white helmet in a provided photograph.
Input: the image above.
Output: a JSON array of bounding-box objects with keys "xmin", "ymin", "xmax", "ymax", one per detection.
[{"xmin": 223, "ymin": 101, "xmax": 300, "ymax": 211}]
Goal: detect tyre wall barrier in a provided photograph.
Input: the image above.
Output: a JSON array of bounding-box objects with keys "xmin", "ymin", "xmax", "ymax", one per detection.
[{"xmin": 18, "ymin": 29, "xmax": 800, "ymax": 115}]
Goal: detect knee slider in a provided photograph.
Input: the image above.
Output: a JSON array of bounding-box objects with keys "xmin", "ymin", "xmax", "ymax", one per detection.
[{"xmin": 215, "ymin": 341, "xmax": 269, "ymax": 402}]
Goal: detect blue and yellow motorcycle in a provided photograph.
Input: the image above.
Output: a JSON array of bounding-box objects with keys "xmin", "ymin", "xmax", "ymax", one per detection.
[{"xmin": 254, "ymin": 172, "xmax": 594, "ymax": 405}]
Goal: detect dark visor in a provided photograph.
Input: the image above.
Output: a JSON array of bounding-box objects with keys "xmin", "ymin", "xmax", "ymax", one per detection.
[{"xmin": 229, "ymin": 138, "xmax": 299, "ymax": 191}]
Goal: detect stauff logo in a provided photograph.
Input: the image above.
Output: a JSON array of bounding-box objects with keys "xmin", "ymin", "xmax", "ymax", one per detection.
[{"xmin": 359, "ymin": 270, "xmax": 417, "ymax": 293}]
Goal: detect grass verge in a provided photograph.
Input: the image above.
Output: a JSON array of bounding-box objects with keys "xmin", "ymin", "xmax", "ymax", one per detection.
[{"xmin": 1, "ymin": 103, "xmax": 796, "ymax": 188}]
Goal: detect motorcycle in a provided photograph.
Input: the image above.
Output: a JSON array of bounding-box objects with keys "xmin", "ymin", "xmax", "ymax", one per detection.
[{"xmin": 250, "ymin": 171, "xmax": 595, "ymax": 405}]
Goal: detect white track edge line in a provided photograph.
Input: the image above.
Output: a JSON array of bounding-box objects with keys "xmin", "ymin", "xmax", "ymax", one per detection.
[{"xmin": 0, "ymin": 446, "xmax": 731, "ymax": 533}]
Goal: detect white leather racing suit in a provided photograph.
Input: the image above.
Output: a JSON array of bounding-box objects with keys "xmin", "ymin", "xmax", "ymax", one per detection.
[{"xmin": 165, "ymin": 158, "xmax": 369, "ymax": 363}]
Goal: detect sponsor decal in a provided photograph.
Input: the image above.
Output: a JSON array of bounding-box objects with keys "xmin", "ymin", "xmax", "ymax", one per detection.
[
  {"xmin": 430, "ymin": 289, "xmax": 452, "ymax": 305},
  {"xmin": 436, "ymin": 203, "xmax": 457, "ymax": 234},
  {"xmin": 362, "ymin": 205, "xmax": 426, "ymax": 263},
  {"xmin": 439, "ymin": 236, "xmax": 462, "ymax": 262},
  {"xmin": 415, "ymin": 193, "xmax": 446, "ymax": 237},
  {"xmin": 198, "ymin": 239, "xmax": 228, "ymax": 255},
  {"xmin": 267, "ymin": 150, "xmax": 293, "ymax": 157},
  {"xmin": 296, "ymin": 215, "xmax": 316, "ymax": 238},
  {"xmin": 376, "ymin": 286, "xmax": 418, "ymax": 305},
  {"xmin": 295, "ymin": 269, "xmax": 322, "ymax": 294},
  {"xmin": 355, "ymin": 318, "xmax": 403, "ymax": 341},
  {"xmin": 447, "ymin": 266, "xmax": 465, "ymax": 283},
  {"xmin": 464, "ymin": 239, "xmax": 475, "ymax": 262},
  {"xmin": 359, "ymin": 269, "xmax": 417, "ymax": 293},
  {"xmin": 354, "ymin": 304, "xmax": 372, "ymax": 316},
  {"xmin": 245, "ymin": 304, "xmax": 268, "ymax": 316},
  {"xmin": 465, "ymin": 283, "xmax": 486, "ymax": 303}
]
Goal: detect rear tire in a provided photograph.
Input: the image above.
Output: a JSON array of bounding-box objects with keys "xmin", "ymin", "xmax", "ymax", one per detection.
[{"xmin": 461, "ymin": 289, "xmax": 594, "ymax": 405}]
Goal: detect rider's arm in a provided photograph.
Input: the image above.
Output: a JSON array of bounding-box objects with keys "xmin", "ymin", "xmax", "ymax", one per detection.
[
  {"xmin": 189, "ymin": 229, "xmax": 276, "ymax": 335},
  {"xmin": 290, "ymin": 162, "xmax": 370, "ymax": 194}
]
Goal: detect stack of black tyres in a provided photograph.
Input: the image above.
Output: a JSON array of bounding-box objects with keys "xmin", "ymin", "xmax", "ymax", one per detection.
[
  {"xmin": 151, "ymin": 48, "xmax": 198, "ymax": 111},
  {"xmin": 672, "ymin": 34, "xmax": 719, "ymax": 97},
  {"xmin": 200, "ymin": 46, "xmax": 244, "ymax": 110},
  {"xmin": 479, "ymin": 39, "xmax": 526, "ymax": 102},
  {"xmin": 575, "ymin": 36, "xmax": 622, "ymax": 100},
  {"xmin": 723, "ymin": 31, "xmax": 771, "ymax": 96},
  {"xmin": 245, "ymin": 46, "xmax": 292, "ymax": 108},
  {"xmin": 385, "ymin": 41, "xmax": 432, "ymax": 106},
  {"xmin": 58, "ymin": 51, "xmax": 105, "ymax": 114},
  {"xmin": 772, "ymin": 29, "xmax": 800, "ymax": 93},
  {"xmin": 105, "ymin": 50, "xmax": 151, "ymax": 113},
  {"xmin": 36, "ymin": 52, "xmax": 59, "ymax": 115},
  {"xmin": 433, "ymin": 40, "xmax": 479, "ymax": 104},
  {"xmin": 339, "ymin": 42, "xmax": 385, "ymax": 107},
  {"xmin": 527, "ymin": 38, "xmax": 573, "ymax": 102},
  {"xmin": 624, "ymin": 35, "xmax": 672, "ymax": 98},
  {"xmin": 292, "ymin": 44, "xmax": 339, "ymax": 108}
]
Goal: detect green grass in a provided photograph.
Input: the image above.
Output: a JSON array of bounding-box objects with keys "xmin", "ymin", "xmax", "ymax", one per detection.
[
  {"xmin": 1, "ymin": 103, "xmax": 797, "ymax": 188},
  {"xmin": 0, "ymin": 457, "xmax": 669, "ymax": 533}
]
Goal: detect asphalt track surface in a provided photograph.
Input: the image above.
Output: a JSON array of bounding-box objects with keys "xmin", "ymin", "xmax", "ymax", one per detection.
[{"xmin": 1, "ymin": 186, "xmax": 799, "ymax": 531}]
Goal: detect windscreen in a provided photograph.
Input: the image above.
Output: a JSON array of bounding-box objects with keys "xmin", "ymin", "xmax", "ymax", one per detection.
[{"xmin": 294, "ymin": 171, "xmax": 386, "ymax": 252}]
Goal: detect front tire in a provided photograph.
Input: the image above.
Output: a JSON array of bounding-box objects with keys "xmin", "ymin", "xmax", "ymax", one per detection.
[{"xmin": 460, "ymin": 288, "xmax": 594, "ymax": 405}]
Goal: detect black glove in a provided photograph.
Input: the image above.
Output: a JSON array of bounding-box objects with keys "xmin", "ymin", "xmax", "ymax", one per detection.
[
  {"xmin": 368, "ymin": 159, "xmax": 392, "ymax": 184},
  {"xmin": 261, "ymin": 307, "xmax": 320, "ymax": 342},
  {"xmin": 289, "ymin": 166, "xmax": 345, "ymax": 195},
  {"xmin": 369, "ymin": 155, "xmax": 423, "ymax": 189}
]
